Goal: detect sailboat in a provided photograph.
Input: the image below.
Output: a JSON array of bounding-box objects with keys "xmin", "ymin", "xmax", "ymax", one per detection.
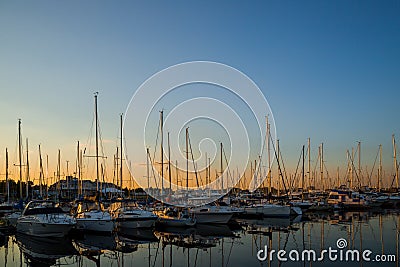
[
  {"xmin": 0, "ymin": 148, "xmax": 13, "ymax": 217},
  {"xmin": 153, "ymin": 113, "xmax": 196, "ymax": 227},
  {"xmin": 4, "ymin": 120, "xmax": 26, "ymax": 227},
  {"xmin": 73, "ymin": 93, "xmax": 114, "ymax": 233},
  {"xmin": 244, "ymin": 119, "xmax": 292, "ymax": 218},
  {"xmin": 187, "ymin": 140, "xmax": 238, "ymax": 224}
]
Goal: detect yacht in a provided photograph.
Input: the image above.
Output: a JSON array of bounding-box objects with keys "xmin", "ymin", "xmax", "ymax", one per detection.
[
  {"xmin": 327, "ymin": 189, "xmax": 369, "ymax": 210},
  {"xmin": 109, "ymin": 200, "xmax": 158, "ymax": 229},
  {"xmin": 73, "ymin": 201, "xmax": 115, "ymax": 233},
  {"xmin": 189, "ymin": 205, "xmax": 234, "ymax": 224},
  {"xmin": 0, "ymin": 202, "xmax": 14, "ymax": 217},
  {"xmin": 16, "ymin": 200, "xmax": 75, "ymax": 237},
  {"xmin": 244, "ymin": 203, "xmax": 291, "ymax": 218},
  {"xmin": 156, "ymin": 207, "xmax": 196, "ymax": 227}
]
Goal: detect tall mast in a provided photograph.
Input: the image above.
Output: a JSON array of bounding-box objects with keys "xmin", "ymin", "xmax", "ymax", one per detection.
[
  {"xmin": 277, "ymin": 140, "xmax": 280, "ymax": 197},
  {"xmin": 18, "ymin": 119, "xmax": 23, "ymax": 199},
  {"xmin": 220, "ymin": 142, "xmax": 223, "ymax": 193},
  {"xmin": 346, "ymin": 150, "xmax": 351, "ymax": 188},
  {"xmin": 176, "ymin": 160, "xmax": 179, "ymax": 188},
  {"xmin": 208, "ymin": 158, "xmax": 211, "ymax": 187},
  {"xmin": 160, "ymin": 110, "xmax": 164, "ymax": 196},
  {"xmin": 250, "ymin": 161, "xmax": 253, "ymax": 191},
  {"xmin": 66, "ymin": 160, "xmax": 69, "ymax": 199},
  {"xmin": 186, "ymin": 127, "xmax": 189, "ymax": 190},
  {"xmin": 205, "ymin": 152, "xmax": 208, "ymax": 185},
  {"xmin": 39, "ymin": 144, "xmax": 43, "ymax": 197},
  {"xmin": 379, "ymin": 144, "xmax": 382, "ymax": 191},
  {"xmin": 115, "ymin": 147, "xmax": 119, "ymax": 188},
  {"xmin": 94, "ymin": 92, "xmax": 99, "ymax": 192},
  {"xmin": 393, "ymin": 135, "xmax": 398, "ymax": 189},
  {"xmin": 337, "ymin": 166, "xmax": 340, "ymax": 188},
  {"xmin": 77, "ymin": 141, "xmax": 81, "ymax": 196},
  {"xmin": 146, "ymin": 148, "xmax": 150, "ymax": 190},
  {"xmin": 168, "ymin": 132, "xmax": 172, "ymax": 193},
  {"xmin": 46, "ymin": 155, "xmax": 49, "ymax": 198},
  {"xmin": 308, "ymin": 138, "xmax": 311, "ymax": 190},
  {"xmin": 302, "ymin": 145, "xmax": 305, "ymax": 201},
  {"xmin": 26, "ymin": 138, "xmax": 29, "ymax": 198},
  {"xmin": 320, "ymin": 143, "xmax": 324, "ymax": 191},
  {"xmin": 57, "ymin": 149, "xmax": 61, "ymax": 200},
  {"xmin": 254, "ymin": 159, "xmax": 257, "ymax": 190},
  {"xmin": 120, "ymin": 113, "xmax": 123, "ymax": 194},
  {"xmin": 351, "ymin": 147, "xmax": 354, "ymax": 189},
  {"xmin": 358, "ymin": 141, "xmax": 362, "ymax": 187},
  {"xmin": 267, "ymin": 117, "xmax": 271, "ymax": 198},
  {"xmin": 5, "ymin": 148, "xmax": 9, "ymax": 203}
]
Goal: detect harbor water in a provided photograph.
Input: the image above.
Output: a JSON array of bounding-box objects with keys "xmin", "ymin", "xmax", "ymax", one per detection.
[{"xmin": 0, "ymin": 211, "xmax": 399, "ymax": 267}]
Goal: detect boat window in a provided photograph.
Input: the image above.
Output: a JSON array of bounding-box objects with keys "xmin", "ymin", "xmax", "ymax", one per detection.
[{"xmin": 24, "ymin": 207, "xmax": 64, "ymax": 216}]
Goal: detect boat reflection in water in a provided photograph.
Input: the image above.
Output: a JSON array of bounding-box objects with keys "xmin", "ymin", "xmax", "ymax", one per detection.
[
  {"xmin": 72, "ymin": 233, "xmax": 117, "ymax": 267},
  {"xmin": 15, "ymin": 233, "xmax": 77, "ymax": 267},
  {"xmin": 117, "ymin": 227, "xmax": 158, "ymax": 243},
  {"xmin": 2, "ymin": 211, "xmax": 400, "ymax": 267},
  {"xmin": 116, "ymin": 228, "xmax": 158, "ymax": 254}
]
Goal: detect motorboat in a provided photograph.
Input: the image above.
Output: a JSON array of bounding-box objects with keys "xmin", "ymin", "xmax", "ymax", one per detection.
[
  {"xmin": 244, "ymin": 203, "xmax": 291, "ymax": 218},
  {"xmin": 73, "ymin": 201, "xmax": 115, "ymax": 233},
  {"xmin": 156, "ymin": 207, "xmax": 196, "ymax": 227},
  {"xmin": 189, "ymin": 205, "xmax": 234, "ymax": 224},
  {"xmin": 327, "ymin": 189, "xmax": 369, "ymax": 210},
  {"xmin": 0, "ymin": 202, "xmax": 14, "ymax": 217},
  {"xmin": 16, "ymin": 200, "xmax": 75, "ymax": 237},
  {"xmin": 109, "ymin": 200, "xmax": 157, "ymax": 229},
  {"xmin": 4, "ymin": 210, "xmax": 22, "ymax": 227}
]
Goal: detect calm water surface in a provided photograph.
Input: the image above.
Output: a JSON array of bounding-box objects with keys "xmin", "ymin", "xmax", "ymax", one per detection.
[{"xmin": 0, "ymin": 211, "xmax": 399, "ymax": 267}]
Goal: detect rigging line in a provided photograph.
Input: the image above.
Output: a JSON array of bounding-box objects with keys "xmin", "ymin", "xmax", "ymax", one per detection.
[
  {"xmin": 291, "ymin": 146, "xmax": 304, "ymax": 191},
  {"xmin": 225, "ymin": 238, "xmax": 235, "ymax": 267},
  {"xmin": 97, "ymin": 119, "xmax": 109, "ymax": 180},
  {"xmin": 368, "ymin": 148, "xmax": 379, "ymax": 186},
  {"xmin": 313, "ymin": 149, "xmax": 320, "ymax": 176},
  {"xmin": 348, "ymin": 150, "xmax": 361, "ymax": 186},
  {"xmin": 84, "ymin": 110, "xmax": 96, "ymax": 155},
  {"xmin": 282, "ymin": 230, "xmax": 290, "ymax": 251},
  {"xmin": 151, "ymin": 240, "xmax": 160, "ymax": 267},
  {"xmin": 148, "ymin": 151, "xmax": 159, "ymax": 189},
  {"xmin": 152, "ymin": 116, "xmax": 161, "ymax": 172},
  {"xmin": 322, "ymin": 161, "xmax": 332, "ymax": 187},
  {"xmin": 222, "ymin": 147, "xmax": 235, "ymax": 189},
  {"xmin": 278, "ymin": 146, "xmax": 290, "ymax": 190},
  {"xmin": 194, "ymin": 248, "xmax": 199, "ymax": 267},
  {"xmin": 187, "ymin": 132, "xmax": 200, "ymax": 187},
  {"xmin": 249, "ymin": 118, "xmax": 268, "ymax": 187},
  {"xmin": 389, "ymin": 174, "xmax": 396, "ymax": 188},
  {"xmin": 268, "ymin": 136, "xmax": 289, "ymax": 195}
]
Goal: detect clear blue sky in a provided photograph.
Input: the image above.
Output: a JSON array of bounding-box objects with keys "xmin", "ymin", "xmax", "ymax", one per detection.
[{"xmin": 0, "ymin": 1, "xmax": 399, "ymax": 187}]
